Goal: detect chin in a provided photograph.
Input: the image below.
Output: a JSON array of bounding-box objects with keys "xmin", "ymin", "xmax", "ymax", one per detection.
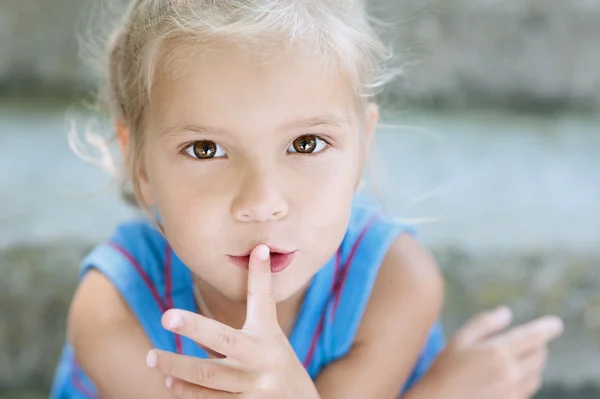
[{"xmin": 271, "ymin": 272, "xmax": 311, "ymax": 303}]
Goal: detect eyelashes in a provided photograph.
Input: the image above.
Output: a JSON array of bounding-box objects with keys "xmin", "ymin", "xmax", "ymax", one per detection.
[
  {"xmin": 287, "ymin": 135, "xmax": 328, "ymax": 154},
  {"xmin": 182, "ymin": 134, "xmax": 330, "ymax": 160},
  {"xmin": 184, "ymin": 140, "xmax": 226, "ymax": 160}
]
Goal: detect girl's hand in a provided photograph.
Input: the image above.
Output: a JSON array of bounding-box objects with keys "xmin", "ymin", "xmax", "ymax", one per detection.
[
  {"xmin": 146, "ymin": 244, "xmax": 320, "ymax": 399},
  {"xmin": 407, "ymin": 307, "xmax": 563, "ymax": 399}
]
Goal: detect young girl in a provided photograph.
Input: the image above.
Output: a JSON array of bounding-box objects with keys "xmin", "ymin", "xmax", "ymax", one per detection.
[{"xmin": 51, "ymin": 1, "xmax": 563, "ymax": 398}]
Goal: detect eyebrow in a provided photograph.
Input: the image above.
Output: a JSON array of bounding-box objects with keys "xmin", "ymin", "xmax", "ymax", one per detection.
[
  {"xmin": 281, "ymin": 114, "xmax": 350, "ymax": 129},
  {"xmin": 160, "ymin": 113, "xmax": 349, "ymax": 137}
]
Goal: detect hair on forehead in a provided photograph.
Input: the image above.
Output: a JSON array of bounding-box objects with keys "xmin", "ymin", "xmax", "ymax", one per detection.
[{"xmin": 77, "ymin": 0, "xmax": 399, "ymax": 211}]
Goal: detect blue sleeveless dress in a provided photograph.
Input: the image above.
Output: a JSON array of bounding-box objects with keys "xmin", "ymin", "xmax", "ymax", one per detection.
[{"xmin": 51, "ymin": 197, "xmax": 445, "ymax": 398}]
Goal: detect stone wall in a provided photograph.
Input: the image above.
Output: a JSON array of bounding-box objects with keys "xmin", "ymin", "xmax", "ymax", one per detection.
[{"xmin": 1, "ymin": 0, "xmax": 600, "ymax": 111}]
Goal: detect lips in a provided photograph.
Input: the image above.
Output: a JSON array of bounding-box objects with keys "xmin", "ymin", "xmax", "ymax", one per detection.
[{"xmin": 228, "ymin": 250, "xmax": 296, "ymax": 273}]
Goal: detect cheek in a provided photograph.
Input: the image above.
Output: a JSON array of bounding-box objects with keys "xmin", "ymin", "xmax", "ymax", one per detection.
[
  {"xmin": 291, "ymin": 149, "xmax": 359, "ymax": 243},
  {"xmin": 296, "ymin": 147, "xmax": 360, "ymax": 201},
  {"xmin": 143, "ymin": 149, "xmax": 227, "ymax": 244}
]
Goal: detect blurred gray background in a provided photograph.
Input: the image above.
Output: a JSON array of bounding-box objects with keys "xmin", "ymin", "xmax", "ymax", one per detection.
[{"xmin": 0, "ymin": 0, "xmax": 599, "ymax": 398}]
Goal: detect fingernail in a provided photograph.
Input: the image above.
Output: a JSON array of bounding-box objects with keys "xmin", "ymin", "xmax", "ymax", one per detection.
[
  {"xmin": 166, "ymin": 312, "xmax": 183, "ymax": 330},
  {"xmin": 256, "ymin": 245, "xmax": 269, "ymax": 261},
  {"xmin": 146, "ymin": 350, "xmax": 157, "ymax": 368},
  {"xmin": 546, "ymin": 317, "xmax": 564, "ymax": 334},
  {"xmin": 494, "ymin": 306, "xmax": 512, "ymax": 323},
  {"xmin": 166, "ymin": 376, "xmax": 174, "ymax": 389}
]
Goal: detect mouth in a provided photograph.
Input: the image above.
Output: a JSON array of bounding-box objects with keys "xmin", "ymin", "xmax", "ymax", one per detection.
[{"xmin": 227, "ymin": 249, "xmax": 297, "ymax": 273}]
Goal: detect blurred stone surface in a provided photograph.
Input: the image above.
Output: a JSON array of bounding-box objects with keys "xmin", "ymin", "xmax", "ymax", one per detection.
[
  {"xmin": 1, "ymin": 241, "xmax": 598, "ymax": 395},
  {"xmin": 1, "ymin": 0, "xmax": 600, "ymax": 111},
  {"xmin": 0, "ymin": 242, "xmax": 88, "ymax": 390}
]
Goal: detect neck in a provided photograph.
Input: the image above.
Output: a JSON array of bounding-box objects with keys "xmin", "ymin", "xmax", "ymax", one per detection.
[{"xmin": 193, "ymin": 276, "xmax": 307, "ymax": 335}]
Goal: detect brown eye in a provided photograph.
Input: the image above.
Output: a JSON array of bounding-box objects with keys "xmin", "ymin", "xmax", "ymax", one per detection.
[
  {"xmin": 184, "ymin": 140, "xmax": 225, "ymax": 159},
  {"xmin": 291, "ymin": 135, "xmax": 318, "ymax": 153}
]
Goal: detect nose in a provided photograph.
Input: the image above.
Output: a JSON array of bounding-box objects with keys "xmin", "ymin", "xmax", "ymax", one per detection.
[{"xmin": 231, "ymin": 166, "xmax": 289, "ymax": 223}]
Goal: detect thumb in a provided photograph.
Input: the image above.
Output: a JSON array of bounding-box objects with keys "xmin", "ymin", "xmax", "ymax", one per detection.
[{"xmin": 454, "ymin": 306, "xmax": 513, "ymax": 346}]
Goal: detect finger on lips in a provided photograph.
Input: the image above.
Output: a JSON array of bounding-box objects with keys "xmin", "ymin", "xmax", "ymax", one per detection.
[
  {"xmin": 245, "ymin": 244, "xmax": 278, "ymax": 330},
  {"xmin": 148, "ymin": 244, "xmax": 282, "ymax": 395}
]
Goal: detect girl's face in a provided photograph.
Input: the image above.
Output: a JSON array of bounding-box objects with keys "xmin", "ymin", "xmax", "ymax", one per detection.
[{"xmin": 138, "ymin": 42, "xmax": 376, "ymax": 303}]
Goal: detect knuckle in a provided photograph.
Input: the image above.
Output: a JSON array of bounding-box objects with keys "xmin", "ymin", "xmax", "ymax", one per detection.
[
  {"xmin": 264, "ymin": 284, "xmax": 275, "ymax": 301},
  {"xmin": 452, "ymin": 330, "xmax": 470, "ymax": 347},
  {"xmin": 217, "ymin": 327, "xmax": 237, "ymax": 349},
  {"xmin": 476, "ymin": 310, "xmax": 500, "ymax": 331},
  {"xmin": 171, "ymin": 379, "xmax": 184, "ymax": 397},
  {"xmin": 488, "ymin": 342, "xmax": 510, "ymax": 362},
  {"xmin": 500, "ymin": 368, "xmax": 521, "ymax": 389},
  {"xmin": 263, "ymin": 346, "xmax": 287, "ymax": 369},
  {"xmin": 192, "ymin": 362, "xmax": 215, "ymax": 384},
  {"xmin": 494, "ymin": 358, "xmax": 517, "ymax": 385},
  {"xmin": 526, "ymin": 329, "xmax": 545, "ymax": 348},
  {"xmin": 189, "ymin": 387, "xmax": 208, "ymax": 399},
  {"xmin": 487, "ymin": 344, "xmax": 519, "ymax": 384},
  {"xmin": 480, "ymin": 312, "xmax": 497, "ymax": 327},
  {"xmin": 186, "ymin": 317, "xmax": 199, "ymax": 335},
  {"xmin": 162, "ymin": 357, "xmax": 173, "ymax": 376}
]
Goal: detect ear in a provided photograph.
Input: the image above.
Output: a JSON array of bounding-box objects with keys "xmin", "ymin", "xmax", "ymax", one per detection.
[
  {"xmin": 355, "ymin": 102, "xmax": 380, "ymax": 191},
  {"xmin": 362, "ymin": 101, "xmax": 379, "ymax": 156},
  {"xmin": 115, "ymin": 119, "xmax": 155, "ymax": 206},
  {"xmin": 115, "ymin": 118, "xmax": 129, "ymax": 157},
  {"xmin": 364, "ymin": 101, "xmax": 380, "ymax": 138}
]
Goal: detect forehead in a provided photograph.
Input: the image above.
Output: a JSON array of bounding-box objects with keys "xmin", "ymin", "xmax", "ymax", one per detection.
[{"xmin": 148, "ymin": 40, "xmax": 359, "ymax": 131}]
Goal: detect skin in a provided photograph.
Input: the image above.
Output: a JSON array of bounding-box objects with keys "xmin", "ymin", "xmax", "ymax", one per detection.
[
  {"xmin": 68, "ymin": 41, "xmax": 563, "ymax": 399},
  {"xmin": 139, "ymin": 43, "xmax": 364, "ymax": 332}
]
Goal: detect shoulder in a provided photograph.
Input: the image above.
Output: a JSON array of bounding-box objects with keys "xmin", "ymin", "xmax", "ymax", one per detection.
[
  {"xmin": 314, "ymin": 233, "xmax": 445, "ymax": 397},
  {"xmin": 340, "ymin": 196, "xmax": 419, "ymax": 271},
  {"xmin": 355, "ymin": 232, "xmax": 444, "ymax": 365},
  {"xmin": 323, "ymin": 198, "xmax": 435, "ymax": 357},
  {"xmin": 67, "ymin": 219, "xmax": 161, "ymax": 351},
  {"xmin": 72, "ymin": 217, "xmax": 181, "ymax": 350},
  {"xmin": 68, "ymin": 269, "xmax": 145, "ymax": 345},
  {"xmin": 106, "ymin": 218, "xmax": 167, "ymax": 268},
  {"xmin": 67, "ymin": 269, "xmax": 149, "ymax": 376},
  {"xmin": 362, "ymin": 233, "xmax": 444, "ymax": 334},
  {"xmin": 67, "ymin": 270, "xmax": 172, "ymax": 398},
  {"xmin": 346, "ymin": 196, "xmax": 439, "ymax": 298},
  {"xmin": 379, "ymin": 233, "xmax": 443, "ymax": 305},
  {"xmin": 78, "ymin": 217, "xmax": 173, "ymax": 297}
]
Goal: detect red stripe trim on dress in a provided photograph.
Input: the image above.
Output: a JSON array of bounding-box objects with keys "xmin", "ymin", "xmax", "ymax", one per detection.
[
  {"xmin": 302, "ymin": 216, "xmax": 378, "ymax": 370},
  {"xmin": 108, "ymin": 242, "xmax": 183, "ymax": 354},
  {"xmin": 332, "ymin": 216, "xmax": 378, "ymax": 317},
  {"xmin": 107, "ymin": 242, "xmax": 167, "ymax": 313},
  {"xmin": 328, "ymin": 249, "xmax": 342, "ymax": 323},
  {"xmin": 302, "ymin": 314, "xmax": 326, "ymax": 369},
  {"xmin": 71, "ymin": 361, "xmax": 98, "ymax": 398},
  {"xmin": 165, "ymin": 244, "xmax": 183, "ymax": 354},
  {"xmin": 303, "ymin": 248, "xmax": 341, "ymax": 368}
]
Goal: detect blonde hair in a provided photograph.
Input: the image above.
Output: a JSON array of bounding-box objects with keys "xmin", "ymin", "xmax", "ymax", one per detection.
[{"xmin": 77, "ymin": 0, "xmax": 399, "ymax": 209}]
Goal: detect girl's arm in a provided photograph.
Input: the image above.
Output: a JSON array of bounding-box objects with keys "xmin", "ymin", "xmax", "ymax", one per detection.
[
  {"xmin": 68, "ymin": 270, "xmax": 176, "ymax": 399},
  {"xmin": 313, "ymin": 235, "xmax": 563, "ymax": 399},
  {"xmin": 314, "ymin": 234, "xmax": 445, "ymax": 399}
]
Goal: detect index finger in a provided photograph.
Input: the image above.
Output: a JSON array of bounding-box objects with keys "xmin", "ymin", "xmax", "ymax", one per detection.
[
  {"xmin": 495, "ymin": 315, "xmax": 563, "ymax": 357},
  {"xmin": 244, "ymin": 244, "xmax": 278, "ymax": 330}
]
